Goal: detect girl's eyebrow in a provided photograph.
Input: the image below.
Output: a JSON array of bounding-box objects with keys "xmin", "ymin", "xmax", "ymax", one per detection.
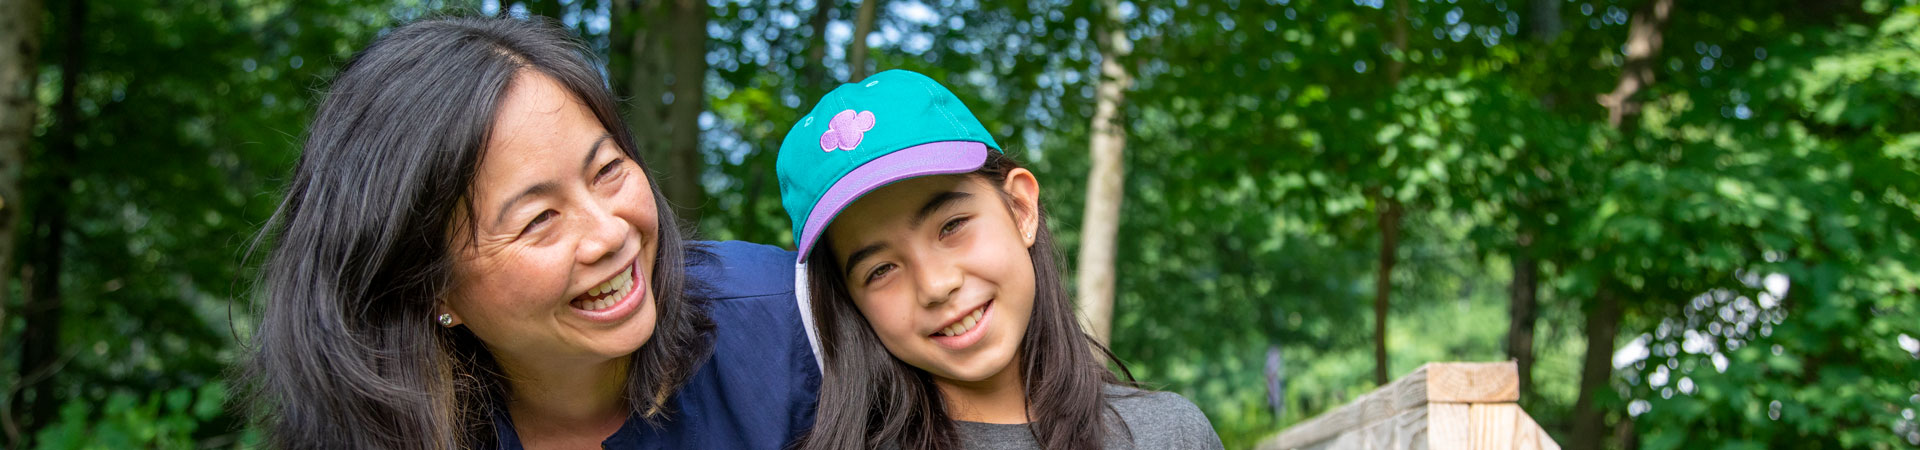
[
  {"xmin": 908, "ymin": 191, "xmax": 973, "ymax": 229},
  {"xmin": 843, "ymin": 190, "xmax": 974, "ymax": 278}
]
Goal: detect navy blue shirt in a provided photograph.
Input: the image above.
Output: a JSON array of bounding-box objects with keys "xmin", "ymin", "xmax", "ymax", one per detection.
[{"xmin": 494, "ymin": 241, "xmax": 820, "ymax": 449}]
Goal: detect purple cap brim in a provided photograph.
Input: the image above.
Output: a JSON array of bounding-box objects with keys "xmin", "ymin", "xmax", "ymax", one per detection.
[{"xmin": 796, "ymin": 140, "xmax": 990, "ymax": 261}]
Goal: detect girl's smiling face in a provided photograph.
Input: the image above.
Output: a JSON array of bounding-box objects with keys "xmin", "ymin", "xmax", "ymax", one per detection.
[
  {"xmin": 441, "ymin": 71, "xmax": 661, "ymax": 369},
  {"xmin": 825, "ymin": 169, "xmax": 1042, "ymax": 384}
]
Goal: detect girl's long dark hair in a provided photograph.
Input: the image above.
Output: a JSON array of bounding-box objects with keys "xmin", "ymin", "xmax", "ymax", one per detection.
[
  {"xmin": 240, "ymin": 16, "xmax": 711, "ymax": 449},
  {"xmin": 800, "ymin": 152, "xmax": 1135, "ymax": 450}
]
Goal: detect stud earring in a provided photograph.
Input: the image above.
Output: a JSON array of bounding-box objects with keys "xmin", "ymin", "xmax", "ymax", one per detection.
[
  {"xmin": 1025, "ymin": 231, "xmax": 1034, "ymax": 240},
  {"xmin": 437, "ymin": 313, "xmax": 455, "ymax": 327}
]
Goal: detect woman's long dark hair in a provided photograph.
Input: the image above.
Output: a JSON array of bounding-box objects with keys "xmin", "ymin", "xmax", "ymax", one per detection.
[
  {"xmin": 240, "ymin": 16, "xmax": 712, "ymax": 449},
  {"xmin": 800, "ymin": 152, "xmax": 1135, "ymax": 450}
]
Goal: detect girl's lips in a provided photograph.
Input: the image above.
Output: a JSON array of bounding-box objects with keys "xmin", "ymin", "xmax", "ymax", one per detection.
[
  {"xmin": 571, "ymin": 262, "xmax": 646, "ymax": 324},
  {"xmin": 929, "ymin": 300, "xmax": 992, "ymax": 350}
]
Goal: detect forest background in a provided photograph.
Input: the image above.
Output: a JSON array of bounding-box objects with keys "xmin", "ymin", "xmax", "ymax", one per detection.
[{"xmin": 0, "ymin": 0, "xmax": 1916, "ymax": 448}]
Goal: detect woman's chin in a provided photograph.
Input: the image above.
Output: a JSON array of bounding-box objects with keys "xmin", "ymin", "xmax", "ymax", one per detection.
[{"xmin": 566, "ymin": 291, "xmax": 661, "ymax": 360}]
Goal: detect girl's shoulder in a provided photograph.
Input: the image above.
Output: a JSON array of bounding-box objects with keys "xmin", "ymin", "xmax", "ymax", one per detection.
[{"xmin": 1102, "ymin": 384, "xmax": 1226, "ymax": 450}]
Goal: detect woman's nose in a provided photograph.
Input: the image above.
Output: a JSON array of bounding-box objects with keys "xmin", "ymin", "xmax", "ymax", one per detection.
[{"xmin": 576, "ymin": 200, "xmax": 628, "ymax": 265}]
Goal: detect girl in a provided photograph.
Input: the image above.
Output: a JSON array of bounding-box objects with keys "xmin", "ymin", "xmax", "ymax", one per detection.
[{"xmin": 776, "ymin": 69, "xmax": 1223, "ymax": 449}]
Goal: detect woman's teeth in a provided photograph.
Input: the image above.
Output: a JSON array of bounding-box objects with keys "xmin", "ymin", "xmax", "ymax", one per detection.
[
  {"xmin": 576, "ymin": 268, "xmax": 633, "ymax": 311},
  {"xmin": 937, "ymin": 306, "xmax": 987, "ymax": 337}
]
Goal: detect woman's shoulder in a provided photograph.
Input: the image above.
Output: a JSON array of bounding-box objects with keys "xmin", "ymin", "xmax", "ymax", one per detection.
[
  {"xmin": 686, "ymin": 240, "xmax": 797, "ymax": 301},
  {"xmin": 1103, "ymin": 384, "xmax": 1225, "ymax": 450}
]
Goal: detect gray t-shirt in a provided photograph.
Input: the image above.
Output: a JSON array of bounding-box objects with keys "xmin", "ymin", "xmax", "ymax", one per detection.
[{"xmin": 953, "ymin": 385, "xmax": 1225, "ymax": 450}]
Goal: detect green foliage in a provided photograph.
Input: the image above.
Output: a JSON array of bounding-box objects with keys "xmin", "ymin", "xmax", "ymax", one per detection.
[
  {"xmin": 31, "ymin": 382, "xmax": 247, "ymax": 449},
  {"xmin": 1615, "ymin": 6, "xmax": 1920, "ymax": 448},
  {"xmin": 7, "ymin": 0, "xmax": 1916, "ymax": 449}
]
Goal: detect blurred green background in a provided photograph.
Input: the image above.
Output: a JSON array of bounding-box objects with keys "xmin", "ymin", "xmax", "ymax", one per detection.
[{"xmin": 0, "ymin": 0, "xmax": 1917, "ymax": 448}]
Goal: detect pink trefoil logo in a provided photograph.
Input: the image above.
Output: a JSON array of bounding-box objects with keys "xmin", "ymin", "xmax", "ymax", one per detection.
[{"xmin": 820, "ymin": 109, "xmax": 876, "ymax": 152}]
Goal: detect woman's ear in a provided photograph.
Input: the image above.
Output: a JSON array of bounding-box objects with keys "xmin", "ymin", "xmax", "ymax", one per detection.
[
  {"xmin": 1002, "ymin": 168, "xmax": 1041, "ymax": 248},
  {"xmin": 436, "ymin": 301, "xmax": 463, "ymax": 328}
]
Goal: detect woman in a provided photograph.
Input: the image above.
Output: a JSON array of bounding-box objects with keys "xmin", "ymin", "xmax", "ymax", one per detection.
[{"xmin": 242, "ymin": 17, "xmax": 816, "ymax": 449}]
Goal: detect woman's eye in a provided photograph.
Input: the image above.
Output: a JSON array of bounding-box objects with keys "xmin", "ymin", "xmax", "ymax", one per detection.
[
  {"xmin": 595, "ymin": 158, "xmax": 625, "ymax": 182},
  {"xmin": 522, "ymin": 210, "xmax": 557, "ymax": 235},
  {"xmin": 939, "ymin": 217, "xmax": 969, "ymax": 236},
  {"xmin": 864, "ymin": 263, "xmax": 896, "ymax": 285}
]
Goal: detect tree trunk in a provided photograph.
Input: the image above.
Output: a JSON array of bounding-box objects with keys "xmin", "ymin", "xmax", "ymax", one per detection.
[
  {"xmin": 1573, "ymin": 1, "xmax": 1671, "ymax": 447},
  {"xmin": 16, "ymin": 0, "xmax": 81, "ymax": 442},
  {"xmin": 1508, "ymin": 0, "xmax": 1560, "ymax": 404},
  {"xmin": 804, "ymin": 0, "xmax": 835, "ymax": 94},
  {"xmin": 659, "ymin": 0, "xmax": 707, "ymax": 224},
  {"xmin": 1528, "ymin": 0, "xmax": 1561, "ymax": 43},
  {"xmin": 1507, "ymin": 237, "xmax": 1539, "ymax": 402},
  {"xmin": 1371, "ymin": 0, "xmax": 1410, "ymax": 387},
  {"xmin": 615, "ymin": 0, "xmax": 706, "ymax": 226},
  {"xmin": 1075, "ymin": 0, "xmax": 1131, "ymax": 347},
  {"xmin": 1371, "ymin": 197, "xmax": 1400, "ymax": 386},
  {"xmin": 1386, "ymin": 0, "xmax": 1409, "ymax": 82},
  {"xmin": 616, "ymin": 0, "xmax": 668, "ymax": 177},
  {"xmin": 0, "ymin": 0, "xmax": 44, "ymax": 334},
  {"xmin": 847, "ymin": 0, "xmax": 881, "ymax": 82},
  {"xmin": 1571, "ymin": 284, "xmax": 1623, "ymax": 450},
  {"xmin": 1597, "ymin": 0, "xmax": 1672, "ymax": 130}
]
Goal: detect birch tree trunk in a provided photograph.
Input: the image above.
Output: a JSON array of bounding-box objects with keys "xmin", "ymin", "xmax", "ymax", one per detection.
[{"xmin": 1076, "ymin": 0, "xmax": 1132, "ymax": 346}]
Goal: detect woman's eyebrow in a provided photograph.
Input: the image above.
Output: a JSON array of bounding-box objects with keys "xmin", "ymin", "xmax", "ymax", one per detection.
[
  {"xmin": 581, "ymin": 133, "xmax": 612, "ymax": 172},
  {"xmin": 493, "ymin": 133, "xmax": 615, "ymax": 229},
  {"xmin": 496, "ymin": 182, "xmax": 557, "ymax": 228}
]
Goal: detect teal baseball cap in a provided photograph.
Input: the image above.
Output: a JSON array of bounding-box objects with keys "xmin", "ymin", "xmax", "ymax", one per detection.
[{"xmin": 777, "ymin": 69, "xmax": 1003, "ymax": 261}]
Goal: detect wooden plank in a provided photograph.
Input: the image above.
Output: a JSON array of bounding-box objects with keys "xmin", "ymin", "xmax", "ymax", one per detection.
[
  {"xmin": 1385, "ymin": 404, "xmax": 1430, "ymax": 450},
  {"xmin": 1260, "ymin": 362, "xmax": 1528, "ymax": 450},
  {"xmin": 1265, "ymin": 366, "xmax": 1427, "ymax": 450},
  {"xmin": 1468, "ymin": 403, "xmax": 1518, "ymax": 449},
  {"xmin": 1426, "ymin": 403, "xmax": 1471, "ymax": 449},
  {"xmin": 1515, "ymin": 406, "xmax": 1561, "ymax": 450},
  {"xmin": 1424, "ymin": 362, "xmax": 1519, "ymax": 403},
  {"xmin": 1261, "ymin": 394, "xmax": 1365, "ymax": 449}
]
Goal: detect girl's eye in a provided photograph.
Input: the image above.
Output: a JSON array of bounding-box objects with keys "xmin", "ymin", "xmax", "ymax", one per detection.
[
  {"xmin": 522, "ymin": 210, "xmax": 557, "ymax": 235},
  {"xmin": 939, "ymin": 217, "xmax": 969, "ymax": 236},
  {"xmin": 864, "ymin": 263, "xmax": 896, "ymax": 285}
]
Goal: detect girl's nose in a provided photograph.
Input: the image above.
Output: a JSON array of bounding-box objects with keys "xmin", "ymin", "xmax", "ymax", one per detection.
[{"xmin": 913, "ymin": 257, "xmax": 963, "ymax": 307}]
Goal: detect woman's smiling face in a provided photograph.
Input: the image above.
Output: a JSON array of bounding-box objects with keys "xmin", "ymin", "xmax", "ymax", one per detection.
[
  {"xmin": 825, "ymin": 170, "xmax": 1042, "ymax": 384},
  {"xmin": 442, "ymin": 71, "xmax": 660, "ymax": 368}
]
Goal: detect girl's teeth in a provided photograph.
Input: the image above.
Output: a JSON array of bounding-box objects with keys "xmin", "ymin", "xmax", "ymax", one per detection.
[{"xmin": 936, "ymin": 305, "xmax": 989, "ymax": 337}]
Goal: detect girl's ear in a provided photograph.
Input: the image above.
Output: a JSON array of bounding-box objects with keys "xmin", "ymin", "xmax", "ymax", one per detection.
[{"xmin": 1002, "ymin": 168, "xmax": 1041, "ymax": 248}]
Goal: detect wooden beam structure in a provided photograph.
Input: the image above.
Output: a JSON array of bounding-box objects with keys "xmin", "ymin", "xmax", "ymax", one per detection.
[{"xmin": 1259, "ymin": 362, "xmax": 1559, "ymax": 450}]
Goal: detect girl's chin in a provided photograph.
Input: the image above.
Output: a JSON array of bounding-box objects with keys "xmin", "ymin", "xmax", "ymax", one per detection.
[{"xmin": 925, "ymin": 350, "xmax": 1020, "ymax": 384}]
